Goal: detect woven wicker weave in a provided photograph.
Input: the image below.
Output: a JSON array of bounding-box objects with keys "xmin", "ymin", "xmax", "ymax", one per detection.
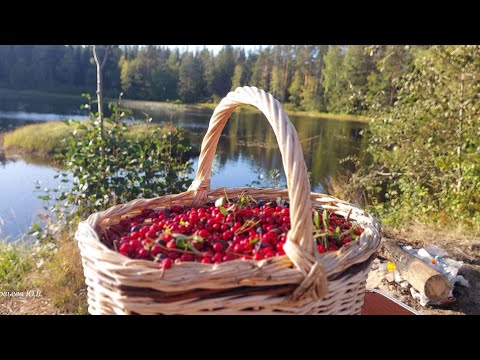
[{"xmin": 75, "ymin": 86, "xmax": 381, "ymax": 315}]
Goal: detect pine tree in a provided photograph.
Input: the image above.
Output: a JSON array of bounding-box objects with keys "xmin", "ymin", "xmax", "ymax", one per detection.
[
  {"xmin": 211, "ymin": 46, "xmax": 236, "ymax": 99},
  {"xmin": 178, "ymin": 52, "xmax": 205, "ymax": 103},
  {"xmin": 323, "ymin": 45, "xmax": 346, "ymax": 113}
]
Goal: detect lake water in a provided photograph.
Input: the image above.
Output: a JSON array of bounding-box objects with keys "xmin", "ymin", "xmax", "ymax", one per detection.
[{"xmin": 0, "ymin": 92, "xmax": 367, "ymax": 240}]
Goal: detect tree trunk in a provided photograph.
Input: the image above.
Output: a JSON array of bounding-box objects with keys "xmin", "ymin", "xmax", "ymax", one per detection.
[
  {"xmin": 92, "ymin": 45, "xmax": 110, "ymax": 141},
  {"xmin": 382, "ymin": 242, "xmax": 451, "ymax": 302}
]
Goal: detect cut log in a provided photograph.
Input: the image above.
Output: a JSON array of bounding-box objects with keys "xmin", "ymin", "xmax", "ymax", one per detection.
[{"xmin": 382, "ymin": 242, "xmax": 451, "ymax": 302}]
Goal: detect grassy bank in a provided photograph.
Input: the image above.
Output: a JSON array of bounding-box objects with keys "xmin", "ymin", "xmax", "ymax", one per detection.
[
  {"xmin": 3, "ymin": 121, "xmax": 194, "ymax": 159},
  {"xmin": 122, "ymin": 99, "xmax": 370, "ymax": 123},
  {"xmin": 0, "ymin": 236, "xmax": 87, "ymax": 314}
]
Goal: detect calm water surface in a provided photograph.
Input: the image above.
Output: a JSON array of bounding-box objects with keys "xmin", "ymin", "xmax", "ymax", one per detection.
[{"xmin": 0, "ymin": 92, "xmax": 367, "ymax": 239}]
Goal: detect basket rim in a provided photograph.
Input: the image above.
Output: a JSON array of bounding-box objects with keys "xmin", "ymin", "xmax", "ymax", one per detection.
[{"xmin": 75, "ymin": 186, "xmax": 381, "ymax": 287}]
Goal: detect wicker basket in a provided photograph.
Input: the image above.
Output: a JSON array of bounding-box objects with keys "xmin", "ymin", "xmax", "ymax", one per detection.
[{"xmin": 75, "ymin": 86, "xmax": 381, "ymax": 315}]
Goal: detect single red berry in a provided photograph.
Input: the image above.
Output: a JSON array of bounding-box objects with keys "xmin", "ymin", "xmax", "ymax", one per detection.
[
  {"xmin": 129, "ymin": 231, "xmax": 141, "ymax": 239},
  {"xmin": 342, "ymin": 237, "xmax": 351, "ymax": 244},
  {"xmin": 167, "ymin": 240, "xmax": 177, "ymax": 249},
  {"xmin": 222, "ymin": 230, "xmax": 233, "ymax": 241},
  {"xmin": 138, "ymin": 248, "xmax": 150, "ymax": 259},
  {"xmin": 233, "ymin": 244, "xmax": 244, "ymax": 253},
  {"xmin": 119, "ymin": 243, "xmax": 132, "ymax": 256},
  {"xmin": 129, "ymin": 239, "xmax": 141, "ymax": 249},
  {"xmin": 223, "ymin": 254, "xmax": 234, "ymax": 262},
  {"xmin": 151, "ymin": 244, "xmax": 162, "ymax": 256},
  {"xmin": 198, "ymin": 229, "xmax": 211, "ymax": 238},
  {"xmin": 213, "ymin": 242, "xmax": 224, "ymax": 252},
  {"xmin": 201, "ymin": 257, "xmax": 212, "ymax": 264},
  {"xmin": 212, "ymin": 252, "xmax": 223, "ymax": 263},
  {"xmin": 317, "ymin": 244, "xmax": 326, "ymax": 254},
  {"xmin": 145, "ymin": 230, "xmax": 158, "ymax": 239},
  {"xmin": 162, "ymin": 258, "xmax": 172, "ymax": 269}
]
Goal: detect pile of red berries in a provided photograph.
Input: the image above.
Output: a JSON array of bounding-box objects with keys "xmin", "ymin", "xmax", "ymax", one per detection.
[{"xmin": 102, "ymin": 197, "xmax": 364, "ymax": 270}]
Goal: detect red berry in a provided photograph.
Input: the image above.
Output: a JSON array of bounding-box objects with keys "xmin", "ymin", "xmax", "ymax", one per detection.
[
  {"xmin": 198, "ymin": 229, "xmax": 211, "ymax": 238},
  {"xmin": 151, "ymin": 244, "xmax": 162, "ymax": 256},
  {"xmin": 213, "ymin": 242, "xmax": 224, "ymax": 252},
  {"xmin": 129, "ymin": 239, "xmax": 141, "ymax": 249},
  {"xmin": 222, "ymin": 230, "xmax": 233, "ymax": 240},
  {"xmin": 167, "ymin": 240, "xmax": 177, "ymax": 249},
  {"xmin": 317, "ymin": 244, "xmax": 326, "ymax": 254},
  {"xmin": 129, "ymin": 231, "xmax": 141, "ymax": 239},
  {"xmin": 161, "ymin": 258, "xmax": 172, "ymax": 269},
  {"xmin": 201, "ymin": 257, "xmax": 212, "ymax": 264},
  {"xmin": 212, "ymin": 252, "xmax": 223, "ymax": 263},
  {"xmin": 163, "ymin": 233, "xmax": 173, "ymax": 242},
  {"xmin": 233, "ymin": 244, "xmax": 244, "ymax": 253},
  {"xmin": 138, "ymin": 248, "xmax": 150, "ymax": 259},
  {"xmin": 146, "ymin": 230, "xmax": 158, "ymax": 239},
  {"xmin": 119, "ymin": 243, "xmax": 132, "ymax": 256},
  {"xmin": 223, "ymin": 254, "xmax": 234, "ymax": 262},
  {"xmin": 342, "ymin": 237, "xmax": 351, "ymax": 244}
]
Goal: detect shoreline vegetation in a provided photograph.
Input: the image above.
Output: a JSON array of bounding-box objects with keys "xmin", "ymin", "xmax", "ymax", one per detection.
[
  {"xmin": 121, "ymin": 98, "xmax": 370, "ymax": 123},
  {"xmin": 0, "ymin": 88, "xmax": 369, "ymax": 123}
]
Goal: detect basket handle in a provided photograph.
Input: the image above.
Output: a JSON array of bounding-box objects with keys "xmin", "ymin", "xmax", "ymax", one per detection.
[{"xmin": 189, "ymin": 86, "xmax": 314, "ymax": 252}]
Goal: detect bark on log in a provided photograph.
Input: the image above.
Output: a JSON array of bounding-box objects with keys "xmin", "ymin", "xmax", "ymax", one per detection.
[{"xmin": 382, "ymin": 242, "xmax": 451, "ymax": 302}]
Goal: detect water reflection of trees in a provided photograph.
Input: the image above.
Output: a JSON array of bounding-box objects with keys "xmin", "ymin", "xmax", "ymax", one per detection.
[{"xmin": 184, "ymin": 110, "xmax": 367, "ymax": 189}]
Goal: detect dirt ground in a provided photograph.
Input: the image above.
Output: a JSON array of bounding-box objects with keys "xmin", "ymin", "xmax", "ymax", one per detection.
[
  {"xmin": 370, "ymin": 226, "xmax": 480, "ymax": 315},
  {"xmin": 0, "ymin": 297, "xmax": 60, "ymax": 315}
]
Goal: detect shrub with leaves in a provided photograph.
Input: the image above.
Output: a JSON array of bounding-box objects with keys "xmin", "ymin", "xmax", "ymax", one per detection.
[
  {"xmin": 353, "ymin": 45, "xmax": 480, "ymax": 226},
  {"xmin": 37, "ymin": 94, "xmax": 193, "ymax": 235}
]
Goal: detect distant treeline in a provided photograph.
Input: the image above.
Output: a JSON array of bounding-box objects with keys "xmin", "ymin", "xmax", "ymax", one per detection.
[{"xmin": 0, "ymin": 45, "xmax": 419, "ymax": 114}]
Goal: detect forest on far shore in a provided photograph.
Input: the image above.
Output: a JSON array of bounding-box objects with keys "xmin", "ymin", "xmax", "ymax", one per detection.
[{"xmin": 0, "ymin": 45, "xmax": 415, "ymax": 114}]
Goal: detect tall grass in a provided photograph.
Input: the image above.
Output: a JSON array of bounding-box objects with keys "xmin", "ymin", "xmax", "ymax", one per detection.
[
  {"xmin": 0, "ymin": 241, "xmax": 35, "ymax": 292},
  {"xmin": 0, "ymin": 236, "xmax": 87, "ymax": 314},
  {"xmin": 4, "ymin": 122, "xmax": 77, "ymax": 155}
]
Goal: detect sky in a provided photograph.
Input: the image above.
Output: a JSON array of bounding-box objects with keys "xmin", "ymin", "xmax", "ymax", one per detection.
[{"xmin": 164, "ymin": 45, "xmax": 265, "ymax": 54}]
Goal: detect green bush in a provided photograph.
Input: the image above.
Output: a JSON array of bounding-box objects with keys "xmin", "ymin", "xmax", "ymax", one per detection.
[
  {"xmin": 39, "ymin": 94, "xmax": 193, "ymax": 233},
  {"xmin": 352, "ymin": 46, "xmax": 480, "ymax": 227}
]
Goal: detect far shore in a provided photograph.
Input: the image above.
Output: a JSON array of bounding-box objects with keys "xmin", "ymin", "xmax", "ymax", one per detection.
[
  {"xmin": 0, "ymin": 88, "xmax": 370, "ymax": 123},
  {"xmin": 121, "ymin": 99, "xmax": 370, "ymax": 123}
]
